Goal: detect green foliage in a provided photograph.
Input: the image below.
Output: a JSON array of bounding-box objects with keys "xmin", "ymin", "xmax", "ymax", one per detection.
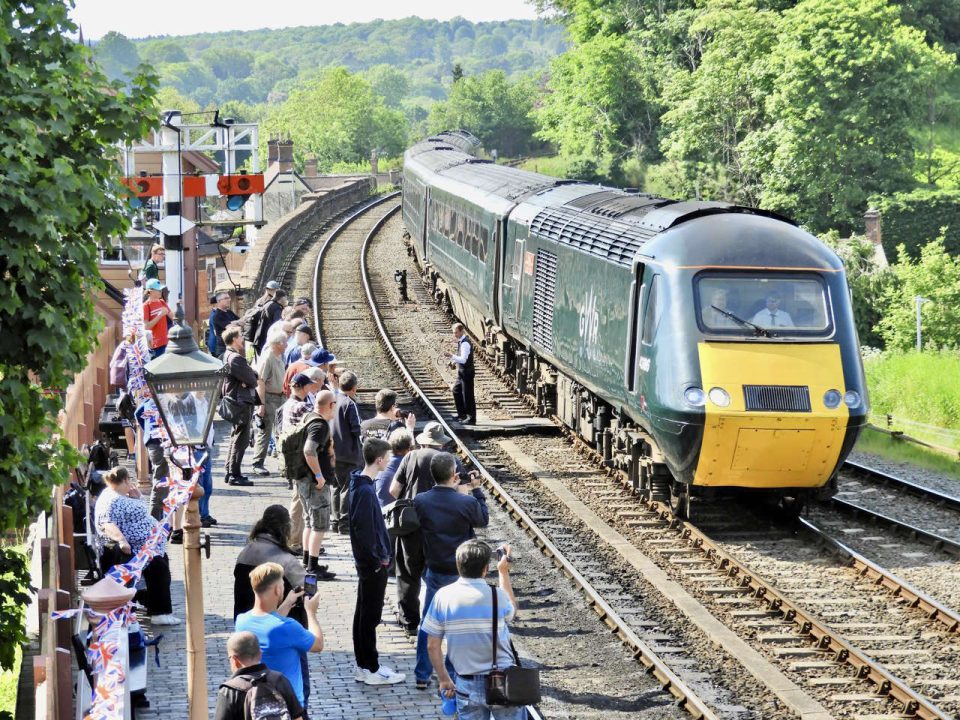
[
  {"xmin": 92, "ymin": 31, "xmax": 141, "ymax": 81},
  {"xmin": 750, "ymin": 0, "xmax": 953, "ymax": 233},
  {"xmin": 821, "ymin": 232, "xmax": 892, "ymax": 347},
  {"xmin": 262, "ymin": 67, "xmax": 407, "ymax": 170},
  {"xmin": 877, "ymin": 237, "xmax": 960, "ymax": 350},
  {"xmin": 0, "ymin": 0, "xmax": 156, "ymax": 668},
  {"xmin": 873, "ymin": 188, "xmax": 960, "ymax": 259},
  {"xmin": 428, "ymin": 71, "xmax": 539, "ymax": 156},
  {"xmin": 864, "ymin": 350, "xmax": 960, "ymax": 430},
  {"xmin": 534, "ymin": 33, "xmax": 660, "ymax": 164},
  {"xmin": 363, "ymin": 64, "xmax": 410, "ymax": 108},
  {"xmin": 0, "ymin": 548, "xmax": 28, "ymax": 673},
  {"xmin": 133, "ymin": 18, "xmax": 566, "ymax": 105}
]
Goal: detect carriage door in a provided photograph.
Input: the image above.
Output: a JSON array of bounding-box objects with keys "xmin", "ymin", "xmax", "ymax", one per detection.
[{"xmin": 502, "ymin": 223, "xmax": 526, "ymax": 326}]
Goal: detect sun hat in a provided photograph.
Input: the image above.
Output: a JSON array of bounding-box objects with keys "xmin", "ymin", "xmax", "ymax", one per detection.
[
  {"xmin": 308, "ymin": 348, "xmax": 337, "ymax": 366},
  {"xmin": 416, "ymin": 421, "xmax": 452, "ymax": 447}
]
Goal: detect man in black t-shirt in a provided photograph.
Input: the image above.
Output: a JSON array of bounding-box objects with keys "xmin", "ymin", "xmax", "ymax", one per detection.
[
  {"xmin": 298, "ymin": 387, "xmax": 338, "ymax": 580},
  {"xmin": 215, "ymin": 631, "xmax": 303, "ymax": 720}
]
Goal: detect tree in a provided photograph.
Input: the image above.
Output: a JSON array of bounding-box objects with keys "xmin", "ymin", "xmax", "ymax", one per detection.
[
  {"xmin": 262, "ymin": 67, "xmax": 407, "ymax": 169},
  {"xmin": 452, "ymin": 63, "xmax": 464, "ymax": 84},
  {"xmin": 878, "ymin": 236, "xmax": 960, "ymax": 349},
  {"xmin": 659, "ymin": 0, "xmax": 779, "ymax": 204},
  {"xmin": 428, "ymin": 71, "xmax": 538, "ymax": 156},
  {"xmin": 201, "ymin": 46, "xmax": 256, "ymax": 81},
  {"xmin": 140, "ymin": 39, "xmax": 188, "ymax": 65},
  {"xmin": 364, "ymin": 64, "xmax": 410, "ymax": 107},
  {"xmin": 534, "ymin": 33, "xmax": 660, "ymax": 165},
  {"xmin": 821, "ymin": 232, "xmax": 892, "ymax": 348},
  {"xmin": 0, "ymin": 0, "xmax": 156, "ymax": 671},
  {"xmin": 92, "ymin": 30, "xmax": 141, "ymax": 81},
  {"xmin": 747, "ymin": 0, "xmax": 953, "ymax": 232}
]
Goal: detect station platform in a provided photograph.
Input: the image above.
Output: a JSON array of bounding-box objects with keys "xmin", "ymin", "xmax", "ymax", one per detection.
[{"xmin": 135, "ymin": 421, "xmax": 440, "ymax": 719}]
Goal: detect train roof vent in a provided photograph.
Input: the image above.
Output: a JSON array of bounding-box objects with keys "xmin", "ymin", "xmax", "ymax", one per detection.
[
  {"xmin": 413, "ymin": 148, "xmax": 474, "ymax": 173},
  {"xmin": 566, "ymin": 190, "xmax": 622, "ymax": 209},
  {"xmin": 636, "ymin": 200, "xmax": 736, "ymax": 233},
  {"xmin": 530, "ymin": 206, "xmax": 656, "ymax": 267},
  {"xmin": 532, "ymin": 249, "xmax": 557, "ymax": 353}
]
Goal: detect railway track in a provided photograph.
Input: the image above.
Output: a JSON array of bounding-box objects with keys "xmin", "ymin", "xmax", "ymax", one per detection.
[
  {"xmin": 296, "ymin": 195, "xmax": 718, "ymax": 719},
  {"xmin": 293, "ymin": 193, "xmax": 960, "ymax": 719}
]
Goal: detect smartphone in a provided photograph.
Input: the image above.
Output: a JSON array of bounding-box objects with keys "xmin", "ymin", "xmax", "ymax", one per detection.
[{"xmin": 303, "ymin": 573, "xmax": 317, "ymax": 598}]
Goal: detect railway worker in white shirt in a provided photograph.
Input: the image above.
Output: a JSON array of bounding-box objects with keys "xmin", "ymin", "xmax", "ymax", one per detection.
[{"xmin": 445, "ymin": 323, "xmax": 476, "ymax": 424}]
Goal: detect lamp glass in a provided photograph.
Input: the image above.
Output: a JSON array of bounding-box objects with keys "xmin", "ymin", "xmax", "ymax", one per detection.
[
  {"xmin": 146, "ymin": 373, "xmax": 221, "ymax": 446},
  {"xmin": 226, "ymin": 195, "xmax": 245, "ymax": 211}
]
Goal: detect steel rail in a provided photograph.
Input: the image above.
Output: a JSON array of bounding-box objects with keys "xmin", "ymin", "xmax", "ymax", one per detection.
[
  {"xmin": 823, "ymin": 495, "xmax": 960, "ymax": 559},
  {"xmin": 635, "ymin": 503, "xmax": 952, "ymax": 719},
  {"xmin": 843, "ymin": 459, "xmax": 960, "ymax": 513},
  {"xmin": 798, "ymin": 515, "xmax": 960, "ymax": 634},
  {"xmin": 311, "ymin": 191, "xmax": 401, "ymax": 348},
  {"xmin": 355, "ymin": 204, "xmax": 718, "ymax": 720}
]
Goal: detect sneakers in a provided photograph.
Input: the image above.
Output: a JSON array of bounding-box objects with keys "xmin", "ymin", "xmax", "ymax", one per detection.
[
  {"xmin": 354, "ymin": 667, "xmax": 371, "ymax": 682},
  {"xmin": 169, "ymin": 529, "xmax": 183, "ymax": 545},
  {"xmin": 150, "ymin": 614, "xmax": 181, "ymax": 626},
  {"xmin": 363, "ymin": 665, "xmax": 405, "ymax": 685},
  {"xmin": 251, "ymin": 463, "xmax": 270, "ymax": 476},
  {"xmin": 200, "ymin": 516, "xmax": 218, "ymax": 528},
  {"xmin": 415, "ymin": 678, "xmax": 430, "ymax": 690},
  {"xmin": 228, "ymin": 476, "xmax": 254, "ymax": 486}
]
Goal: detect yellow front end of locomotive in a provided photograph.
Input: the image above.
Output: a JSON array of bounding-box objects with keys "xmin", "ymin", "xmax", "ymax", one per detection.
[{"xmin": 693, "ymin": 342, "xmax": 848, "ymax": 489}]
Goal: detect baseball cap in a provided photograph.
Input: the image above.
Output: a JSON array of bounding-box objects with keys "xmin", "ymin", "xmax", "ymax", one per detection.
[
  {"xmin": 291, "ymin": 372, "xmax": 314, "ymax": 388},
  {"xmin": 265, "ymin": 280, "xmax": 280, "ymax": 290},
  {"xmin": 145, "ymin": 279, "xmax": 165, "ymax": 291},
  {"xmin": 295, "ymin": 324, "xmax": 315, "ymax": 339},
  {"xmin": 294, "ymin": 297, "xmax": 312, "ymax": 308},
  {"xmin": 308, "ymin": 348, "xmax": 337, "ymax": 366}
]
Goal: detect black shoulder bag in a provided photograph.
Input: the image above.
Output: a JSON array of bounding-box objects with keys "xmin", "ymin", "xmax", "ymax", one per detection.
[
  {"xmin": 485, "ymin": 585, "xmax": 541, "ymax": 706},
  {"xmin": 381, "ymin": 498, "xmax": 420, "ymax": 537}
]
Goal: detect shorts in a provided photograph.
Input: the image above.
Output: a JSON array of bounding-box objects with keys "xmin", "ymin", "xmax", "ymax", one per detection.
[{"xmin": 297, "ymin": 477, "xmax": 331, "ymax": 531}]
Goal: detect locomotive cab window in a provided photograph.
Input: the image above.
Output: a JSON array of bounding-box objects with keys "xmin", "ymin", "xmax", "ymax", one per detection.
[{"xmin": 696, "ymin": 273, "xmax": 831, "ymax": 337}]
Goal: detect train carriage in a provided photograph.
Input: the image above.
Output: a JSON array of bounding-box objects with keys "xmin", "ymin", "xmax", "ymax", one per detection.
[{"xmin": 403, "ymin": 133, "xmax": 868, "ymax": 516}]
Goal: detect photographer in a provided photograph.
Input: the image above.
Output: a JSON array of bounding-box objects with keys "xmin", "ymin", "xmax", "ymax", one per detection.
[
  {"xmin": 360, "ymin": 388, "xmax": 416, "ymax": 441},
  {"xmin": 411, "ymin": 452, "xmax": 489, "ymax": 690},
  {"xmin": 421, "ymin": 540, "xmax": 522, "ymax": 720}
]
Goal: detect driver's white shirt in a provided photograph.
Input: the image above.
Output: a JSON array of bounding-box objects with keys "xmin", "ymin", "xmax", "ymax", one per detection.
[{"xmin": 750, "ymin": 308, "xmax": 795, "ymax": 327}]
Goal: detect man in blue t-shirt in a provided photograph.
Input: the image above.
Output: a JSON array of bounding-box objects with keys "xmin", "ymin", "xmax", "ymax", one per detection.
[{"xmin": 235, "ymin": 562, "xmax": 324, "ymax": 705}]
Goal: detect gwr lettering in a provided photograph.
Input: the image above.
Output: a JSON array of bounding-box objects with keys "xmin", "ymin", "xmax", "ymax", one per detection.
[{"xmin": 429, "ymin": 200, "xmax": 489, "ymax": 262}]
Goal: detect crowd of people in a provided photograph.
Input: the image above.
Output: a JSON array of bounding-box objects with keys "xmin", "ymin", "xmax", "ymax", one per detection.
[{"xmin": 97, "ymin": 274, "xmax": 522, "ymax": 719}]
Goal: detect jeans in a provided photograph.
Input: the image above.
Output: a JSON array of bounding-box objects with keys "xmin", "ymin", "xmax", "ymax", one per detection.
[
  {"xmin": 299, "ymin": 651, "xmax": 311, "ymax": 711},
  {"xmin": 135, "ymin": 554, "xmax": 173, "ymax": 616},
  {"xmin": 353, "ymin": 566, "xmax": 388, "ymax": 672},
  {"xmin": 416, "ymin": 569, "xmax": 459, "ymax": 681},
  {"xmin": 195, "ymin": 450, "xmax": 213, "ymax": 519},
  {"xmin": 150, "ymin": 345, "xmax": 166, "ymax": 359},
  {"xmin": 395, "ymin": 531, "xmax": 425, "ymax": 629},
  {"xmin": 225, "ymin": 404, "xmax": 253, "ymax": 478},
  {"xmin": 455, "ymin": 674, "xmax": 526, "ymax": 720}
]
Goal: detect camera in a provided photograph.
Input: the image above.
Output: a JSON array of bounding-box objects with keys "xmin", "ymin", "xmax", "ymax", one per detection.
[
  {"xmin": 397, "ymin": 409, "xmax": 410, "ymax": 420},
  {"xmin": 254, "ymin": 413, "xmax": 265, "ymax": 430},
  {"xmin": 494, "ymin": 545, "xmax": 512, "ymax": 563}
]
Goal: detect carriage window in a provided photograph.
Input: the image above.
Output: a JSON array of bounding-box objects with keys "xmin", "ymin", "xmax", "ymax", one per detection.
[{"xmin": 696, "ymin": 274, "xmax": 830, "ymax": 336}]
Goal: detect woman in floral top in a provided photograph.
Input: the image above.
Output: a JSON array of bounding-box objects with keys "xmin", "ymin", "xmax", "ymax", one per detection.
[{"xmin": 95, "ymin": 467, "xmax": 180, "ymax": 626}]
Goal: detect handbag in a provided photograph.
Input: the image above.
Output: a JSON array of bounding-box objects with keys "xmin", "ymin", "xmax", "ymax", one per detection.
[
  {"xmin": 217, "ymin": 395, "xmax": 243, "ymax": 425},
  {"xmin": 381, "ymin": 498, "xmax": 420, "ymax": 537},
  {"xmin": 485, "ymin": 586, "xmax": 541, "ymax": 706}
]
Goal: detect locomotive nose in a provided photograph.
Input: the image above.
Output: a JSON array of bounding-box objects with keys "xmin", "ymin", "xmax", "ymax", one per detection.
[{"xmin": 692, "ymin": 342, "xmax": 850, "ymax": 490}]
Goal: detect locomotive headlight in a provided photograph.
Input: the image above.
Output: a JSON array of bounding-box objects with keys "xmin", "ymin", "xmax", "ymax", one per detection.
[
  {"xmin": 843, "ymin": 390, "xmax": 862, "ymax": 409},
  {"xmin": 683, "ymin": 387, "xmax": 706, "ymax": 407},
  {"xmin": 708, "ymin": 387, "xmax": 731, "ymax": 408},
  {"xmin": 823, "ymin": 389, "xmax": 842, "ymax": 409}
]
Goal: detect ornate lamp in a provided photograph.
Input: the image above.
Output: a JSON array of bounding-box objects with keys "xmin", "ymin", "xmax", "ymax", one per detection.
[
  {"xmin": 118, "ymin": 215, "xmax": 157, "ymax": 282},
  {"xmin": 143, "ymin": 304, "xmax": 224, "ymax": 448}
]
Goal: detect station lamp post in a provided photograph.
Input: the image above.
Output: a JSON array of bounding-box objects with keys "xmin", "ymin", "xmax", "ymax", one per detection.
[{"xmin": 143, "ymin": 306, "xmax": 224, "ymax": 719}]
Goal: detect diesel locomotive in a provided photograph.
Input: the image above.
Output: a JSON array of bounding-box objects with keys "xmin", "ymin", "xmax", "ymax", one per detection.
[{"xmin": 402, "ymin": 131, "xmax": 868, "ymax": 515}]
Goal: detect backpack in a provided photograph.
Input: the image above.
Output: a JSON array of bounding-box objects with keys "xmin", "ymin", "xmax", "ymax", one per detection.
[
  {"xmin": 278, "ymin": 411, "xmax": 323, "ymax": 480},
  {"xmin": 241, "ymin": 304, "xmax": 264, "ymax": 343},
  {"xmin": 223, "ymin": 671, "xmax": 292, "ymax": 720}
]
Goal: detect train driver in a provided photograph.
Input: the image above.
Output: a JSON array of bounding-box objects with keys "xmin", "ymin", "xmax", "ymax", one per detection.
[
  {"xmin": 702, "ymin": 288, "xmax": 739, "ymax": 328},
  {"xmin": 750, "ymin": 291, "xmax": 794, "ymax": 329},
  {"xmin": 445, "ymin": 323, "xmax": 476, "ymax": 425}
]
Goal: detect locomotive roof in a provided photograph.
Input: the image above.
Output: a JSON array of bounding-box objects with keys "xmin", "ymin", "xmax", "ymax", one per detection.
[{"xmin": 405, "ymin": 136, "xmax": 826, "ymax": 270}]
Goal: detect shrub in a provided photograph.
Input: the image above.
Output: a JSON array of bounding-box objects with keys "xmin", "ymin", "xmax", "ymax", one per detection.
[{"xmin": 872, "ymin": 188, "xmax": 960, "ymax": 260}]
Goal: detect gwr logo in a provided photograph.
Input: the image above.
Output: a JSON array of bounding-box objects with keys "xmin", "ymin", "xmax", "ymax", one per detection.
[{"xmin": 579, "ymin": 289, "xmax": 599, "ymax": 357}]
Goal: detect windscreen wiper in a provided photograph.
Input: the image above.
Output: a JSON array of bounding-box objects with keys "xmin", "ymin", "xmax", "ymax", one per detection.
[{"xmin": 711, "ymin": 305, "xmax": 772, "ymax": 338}]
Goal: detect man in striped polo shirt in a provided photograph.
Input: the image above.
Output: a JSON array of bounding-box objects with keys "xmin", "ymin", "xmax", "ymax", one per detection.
[{"xmin": 421, "ymin": 539, "xmax": 523, "ymax": 720}]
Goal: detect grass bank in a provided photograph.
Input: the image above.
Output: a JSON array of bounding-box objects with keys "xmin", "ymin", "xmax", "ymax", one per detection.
[
  {"xmin": 855, "ymin": 426, "xmax": 960, "ymax": 482},
  {"xmin": 0, "ymin": 645, "xmax": 20, "ymax": 718}
]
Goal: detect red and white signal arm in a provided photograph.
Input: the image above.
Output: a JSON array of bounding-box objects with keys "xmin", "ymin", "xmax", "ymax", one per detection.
[
  {"xmin": 217, "ymin": 174, "xmax": 265, "ymax": 196},
  {"xmin": 121, "ymin": 176, "xmax": 163, "ymax": 197}
]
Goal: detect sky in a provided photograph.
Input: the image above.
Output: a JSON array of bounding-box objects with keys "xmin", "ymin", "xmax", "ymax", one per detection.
[{"xmin": 70, "ymin": 0, "xmax": 543, "ymax": 40}]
